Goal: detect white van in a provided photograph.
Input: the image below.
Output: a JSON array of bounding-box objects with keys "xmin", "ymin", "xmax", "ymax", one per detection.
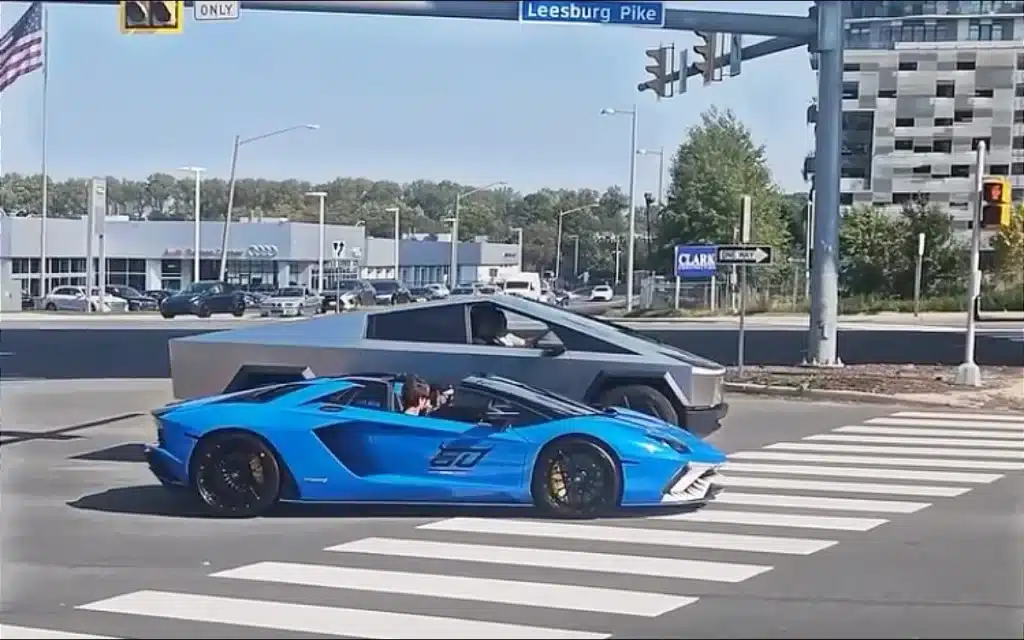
[{"xmin": 502, "ymin": 272, "xmax": 542, "ymax": 300}]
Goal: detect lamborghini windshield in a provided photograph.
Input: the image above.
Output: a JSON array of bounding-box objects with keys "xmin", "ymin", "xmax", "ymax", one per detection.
[{"xmin": 465, "ymin": 375, "xmax": 598, "ymax": 417}]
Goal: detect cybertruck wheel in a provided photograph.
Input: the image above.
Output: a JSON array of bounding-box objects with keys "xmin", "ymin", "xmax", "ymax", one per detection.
[
  {"xmin": 532, "ymin": 437, "xmax": 620, "ymax": 519},
  {"xmin": 190, "ymin": 431, "xmax": 282, "ymax": 518},
  {"xmin": 598, "ymin": 384, "xmax": 679, "ymax": 426}
]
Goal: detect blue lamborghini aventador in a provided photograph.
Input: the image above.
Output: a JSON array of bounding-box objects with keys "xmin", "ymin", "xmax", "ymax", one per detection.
[{"xmin": 144, "ymin": 373, "xmax": 727, "ymax": 518}]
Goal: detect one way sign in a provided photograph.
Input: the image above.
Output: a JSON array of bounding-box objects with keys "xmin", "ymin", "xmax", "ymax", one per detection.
[{"xmin": 716, "ymin": 245, "xmax": 774, "ymax": 266}]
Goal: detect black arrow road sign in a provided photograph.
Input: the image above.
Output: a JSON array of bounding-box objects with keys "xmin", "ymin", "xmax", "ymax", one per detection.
[{"xmin": 716, "ymin": 245, "xmax": 774, "ymax": 265}]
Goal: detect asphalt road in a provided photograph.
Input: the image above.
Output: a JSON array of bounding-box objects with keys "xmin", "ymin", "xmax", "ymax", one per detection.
[
  {"xmin": 2, "ymin": 380, "xmax": 1021, "ymax": 638},
  {"xmin": 1, "ymin": 314, "xmax": 1021, "ymax": 380}
]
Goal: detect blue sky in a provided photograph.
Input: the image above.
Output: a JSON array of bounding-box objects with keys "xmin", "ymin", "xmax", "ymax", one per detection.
[{"xmin": 0, "ymin": 1, "xmax": 816, "ymax": 197}]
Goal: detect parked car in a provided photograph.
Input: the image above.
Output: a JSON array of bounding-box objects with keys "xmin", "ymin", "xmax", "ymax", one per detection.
[
  {"xmin": 423, "ymin": 283, "xmax": 450, "ymax": 299},
  {"xmin": 106, "ymin": 285, "xmax": 159, "ymax": 312},
  {"xmin": 368, "ymin": 280, "xmax": 412, "ymax": 305},
  {"xmin": 144, "ymin": 289, "xmax": 175, "ymax": 304},
  {"xmin": 321, "ymin": 280, "xmax": 377, "ymax": 313},
  {"xmin": 408, "ymin": 286, "xmax": 433, "ymax": 302},
  {"xmin": 450, "ymin": 285, "xmax": 476, "ymax": 296},
  {"xmin": 42, "ymin": 286, "xmax": 128, "ymax": 313},
  {"xmin": 259, "ymin": 287, "xmax": 321, "ymax": 317},
  {"xmin": 160, "ymin": 280, "xmax": 246, "ymax": 319}
]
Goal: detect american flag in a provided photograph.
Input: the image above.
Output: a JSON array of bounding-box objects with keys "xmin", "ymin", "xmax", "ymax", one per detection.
[{"xmin": 0, "ymin": 2, "xmax": 44, "ymax": 94}]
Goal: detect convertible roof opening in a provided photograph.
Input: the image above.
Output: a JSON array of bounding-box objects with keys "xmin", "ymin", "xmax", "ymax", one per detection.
[{"xmin": 463, "ymin": 375, "xmax": 600, "ymax": 418}]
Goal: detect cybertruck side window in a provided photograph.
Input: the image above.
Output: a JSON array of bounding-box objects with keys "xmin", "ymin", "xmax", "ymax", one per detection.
[{"xmin": 366, "ymin": 306, "xmax": 469, "ymax": 344}]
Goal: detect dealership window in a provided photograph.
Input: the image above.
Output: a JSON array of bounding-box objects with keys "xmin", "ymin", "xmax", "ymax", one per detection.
[
  {"xmin": 225, "ymin": 259, "xmax": 279, "ymax": 289},
  {"xmin": 160, "ymin": 259, "xmax": 182, "ymax": 291},
  {"xmin": 106, "ymin": 258, "xmax": 147, "ymax": 290}
]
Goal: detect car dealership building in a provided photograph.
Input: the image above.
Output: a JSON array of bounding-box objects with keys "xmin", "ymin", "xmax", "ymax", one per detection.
[{"xmin": 0, "ymin": 216, "xmax": 522, "ymax": 297}]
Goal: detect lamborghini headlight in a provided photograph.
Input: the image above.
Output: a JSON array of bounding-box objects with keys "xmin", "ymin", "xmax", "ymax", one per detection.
[{"xmin": 646, "ymin": 434, "xmax": 689, "ymax": 454}]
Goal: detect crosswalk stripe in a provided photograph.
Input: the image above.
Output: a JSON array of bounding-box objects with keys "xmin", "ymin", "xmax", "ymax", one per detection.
[
  {"xmin": 79, "ymin": 590, "xmax": 607, "ymax": 640},
  {"xmin": 730, "ymin": 450, "xmax": 1024, "ymax": 471},
  {"xmin": 771, "ymin": 441, "xmax": 1024, "ymax": 458},
  {"xmin": 891, "ymin": 411, "xmax": 1024, "ymax": 423},
  {"xmin": 712, "ymin": 492, "xmax": 930, "ymax": 513},
  {"xmin": 650, "ymin": 509, "xmax": 887, "ymax": 531},
  {"xmin": 835, "ymin": 426, "xmax": 1024, "ymax": 440},
  {"xmin": 864, "ymin": 417, "xmax": 1024, "ymax": 430},
  {"xmin": 0, "ymin": 625, "xmax": 115, "ymax": 639},
  {"xmin": 716, "ymin": 475, "xmax": 970, "ymax": 497},
  {"xmin": 724, "ymin": 462, "xmax": 1002, "ymax": 484},
  {"xmin": 213, "ymin": 561, "xmax": 694, "ymax": 617},
  {"xmin": 419, "ymin": 518, "xmax": 836, "ymax": 556},
  {"xmin": 328, "ymin": 537, "xmax": 772, "ymax": 583},
  {"xmin": 805, "ymin": 434, "xmax": 1024, "ymax": 450}
]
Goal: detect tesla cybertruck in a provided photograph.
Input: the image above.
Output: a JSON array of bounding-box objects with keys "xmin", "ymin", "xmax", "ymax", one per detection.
[{"xmin": 168, "ymin": 295, "xmax": 728, "ymax": 435}]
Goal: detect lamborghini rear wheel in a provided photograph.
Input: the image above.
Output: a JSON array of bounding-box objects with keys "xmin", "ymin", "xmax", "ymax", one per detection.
[
  {"xmin": 531, "ymin": 437, "xmax": 620, "ymax": 519},
  {"xmin": 190, "ymin": 431, "xmax": 282, "ymax": 518}
]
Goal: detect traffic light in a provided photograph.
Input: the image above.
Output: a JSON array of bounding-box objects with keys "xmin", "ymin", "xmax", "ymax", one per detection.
[
  {"xmin": 120, "ymin": 1, "xmax": 183, "ymax": 34},
  {"xmin": 980, "ymin": 175, "xmax": 1011, "ymax": 230},
  {"xmin": 693, "ymin": 31, "xmax": 717, "ymax": 85},
  {"xmin": 640, "ymin": 46, "xmax": 672, "ymax": 98}
]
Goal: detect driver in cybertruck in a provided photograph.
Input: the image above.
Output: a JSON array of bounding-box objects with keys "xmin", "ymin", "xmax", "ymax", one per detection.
[{"xmin": 470, "ymin": 304, "xmax": 538, "ymax": 348}]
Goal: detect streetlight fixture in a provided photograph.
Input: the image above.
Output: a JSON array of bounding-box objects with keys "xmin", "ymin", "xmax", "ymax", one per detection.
[
  {"xmin": 601, "ymin": 106, "xmax": 639, "ymax": 311},
  {"xmin": 636, "ymin": 147, "xmax": 665, "ymax": 203},
  {"xmin": 385, "ymin": 206, "xmax": 401, "ymax": 280},
  {"xmin": 305, "ymin": 191, "xmax": 328, "ymax": 294},
  {"xmin": 555, "ymin": 204, "xmax": 596, "ymax": 282},
  {"xmin": 510, "ymin": 226, "xmax": 524, "ymax": 272},
  {"xmin": 449, "ymin": 181, "xmax": 507, "ymax": 287},
  {"xmin": 218, "ymin": 123, "xmax": 320, "ymax": 280},
  {"xmin": 176, "ymin": 166, "xmax": 206, "ymax": 283}
]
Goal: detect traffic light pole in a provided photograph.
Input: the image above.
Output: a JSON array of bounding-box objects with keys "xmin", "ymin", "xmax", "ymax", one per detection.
[
  {"xmin": 806, "ymin": 0, "xmax": 843, "ymax": 367},
  {"xmin": 955, "ymin": 141, "xmax": 986, "ymax": 387}
]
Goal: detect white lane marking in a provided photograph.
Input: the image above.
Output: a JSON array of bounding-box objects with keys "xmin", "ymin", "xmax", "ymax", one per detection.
[
  {"xmin": 891, "ymin": 411, "xmax": 1024, "ymax": 423},
  {"xmin": 716, "ymin": 475, "xmax": 970, "ymax": 497},
  {"xmin": 712, "ymin": 492, "xmax": 930, "ymax": 514},
  {"xmin": 835, "ymin": 426, "xmax": 1024, "ymax": 440},
  {"xmin": 213, "ymin": 562, "xmax": 695, "ymax": 617},
  {"xmin": 327, "ymin": 538, "xmax": 772, "ymax": 583},
  {"xmin": 419, "ymin": 518, "xmax": 837, "ymax": 556},
  {"xmin": 650, "ymin": 509, "xmax": 887, "ymax": 531},
  {"xmin": 864, "ymin": 417, "xmax": 1023, "ymax": 431},
  {"xmin": 724, "ymin": 462, "xmax": 1002, "ymax": 484},
  {"xmin": 730, "ymin": 450, "xmax": 1024, "ymax": 471},
  {"xmin": 804, "ymin": 434, "xmax": 1024, "ymax": 450},
  {"xmin": 78, "ymin": 590, "xmax": 607, "ymax": 640},
  {"xmin": 0, "ymin": 626, "xmax": 116, "ymax": 639}
]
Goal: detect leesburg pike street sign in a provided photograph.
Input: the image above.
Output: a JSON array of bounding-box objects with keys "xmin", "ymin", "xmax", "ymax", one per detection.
[{"xmin": 716, "ymin": 245, "xmax": 774, "ymax": 265}]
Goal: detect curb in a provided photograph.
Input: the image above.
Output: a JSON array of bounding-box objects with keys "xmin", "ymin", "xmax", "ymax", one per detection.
[{"xmin": 723, "ymin": 381, "xmax": 982, "ymax": 408}]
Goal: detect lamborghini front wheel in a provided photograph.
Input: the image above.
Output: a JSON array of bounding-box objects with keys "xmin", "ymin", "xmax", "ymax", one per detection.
[
  {"xmin": 190, "ymin": 431, "xmax": 282, "ymax": 518},
  {"xmin": 531, "ymin": 437, "xmax": 621, "ymax": 519}
]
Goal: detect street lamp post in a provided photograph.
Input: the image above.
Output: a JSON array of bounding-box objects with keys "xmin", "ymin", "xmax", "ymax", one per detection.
[
  {"xmin": 511, "ymin": 227, "xmax": 523, "ymax": 272},
  {"xmin": 637, "ymin": 147, "xmax": 665, "ymax": 203},
  {"xmin": 218, "ymin": 123, "xmax": 320, "ymax": 280},
  {"xmin": 554, "ymin": 204, "xmax": 595, "ymax": 282},
  {"xmin": 602, "ymin": 106, "xmax": 639, "ymax": 311},
  {"xmin": 386, "ymin": 206, "xmax": 400, "ymax": 280},
  {"xmin": 177, "ymin": 166, "xmax": 206, "ymax": 283},
  {"xmin": 305, "ymin": 191, "xmax": 328, "ymax": 294},
  {"xmin": 449, "ymin": 181, "xmax": 506, "ymax": 287}
]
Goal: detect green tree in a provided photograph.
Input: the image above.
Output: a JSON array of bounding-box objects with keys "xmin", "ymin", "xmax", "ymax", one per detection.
[
  {"xmin": 838, "ymin": 205, "xmax": 903, "ymax": 297},
  {"xmin": 659, "ymin": 107, "xmax": 793, "ymax": 283},
  {"xmin": 990, "ymin": 203, "xmax": 1024, "ymax": 286}
]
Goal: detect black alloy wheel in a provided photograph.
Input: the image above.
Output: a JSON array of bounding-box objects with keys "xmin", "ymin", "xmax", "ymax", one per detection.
[
  {"xmin": 190, "ymin": 432, "xmax": 282, "ymax": 517},
  {"xmin": 532, "ymin": 438, "xmax": 620, "ymax": 519}
]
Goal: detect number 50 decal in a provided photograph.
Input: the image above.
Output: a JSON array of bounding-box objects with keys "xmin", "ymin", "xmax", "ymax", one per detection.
[{"xmin": 430, "ymin": 446, "xmax": 491, "ymax": 469}]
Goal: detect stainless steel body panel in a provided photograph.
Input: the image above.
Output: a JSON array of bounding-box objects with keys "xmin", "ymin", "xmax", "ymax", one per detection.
[{"xmin": 169, "ymin": 296, "xmax": 727, "ymax": 425}]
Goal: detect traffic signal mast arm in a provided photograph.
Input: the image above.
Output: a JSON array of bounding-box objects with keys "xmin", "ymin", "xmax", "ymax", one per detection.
[{"xmin": 639, "ymin": 35, "xmax": 807, "ymax": 92}]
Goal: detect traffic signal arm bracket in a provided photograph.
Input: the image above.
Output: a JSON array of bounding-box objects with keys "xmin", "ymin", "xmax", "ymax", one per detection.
[{"xmin": 638, "ymin": 34, "xmax": 807, "ymax": 92}]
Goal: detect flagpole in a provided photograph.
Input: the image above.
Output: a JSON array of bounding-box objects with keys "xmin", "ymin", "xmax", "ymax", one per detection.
[{"xmin": 38, "ymin": 2, "xmax": 49, "ymax": 298}]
